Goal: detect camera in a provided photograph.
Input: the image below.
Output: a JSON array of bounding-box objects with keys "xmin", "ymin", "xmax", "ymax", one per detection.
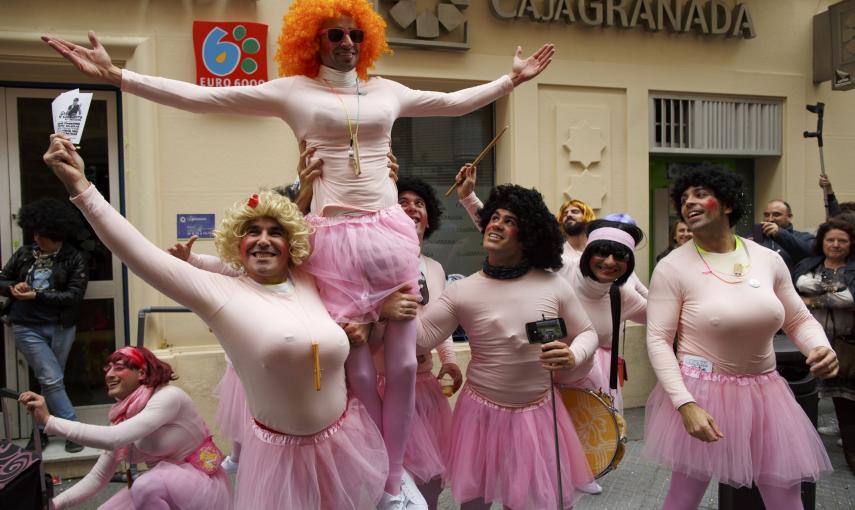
[{"xmin": 525, "ymin": 317, "xmax": 567, "ymax": 344}]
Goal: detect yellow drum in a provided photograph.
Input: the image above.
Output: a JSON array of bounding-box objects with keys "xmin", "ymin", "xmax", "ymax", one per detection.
[{"xmin": 560, "ymin": 388, "xmax": 627, "ymax": 479}]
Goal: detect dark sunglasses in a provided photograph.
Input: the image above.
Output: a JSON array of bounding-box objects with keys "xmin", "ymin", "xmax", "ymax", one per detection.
[
  {"xmin": 590, "ymin": 248, "xmax": 631, "ymax": 262},
  {"xmin": 319, "ymin": 28, "xmax": 365, "ymax": 44}
]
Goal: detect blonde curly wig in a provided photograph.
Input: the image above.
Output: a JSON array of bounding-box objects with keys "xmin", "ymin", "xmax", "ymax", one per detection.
[{"xmin": 214, "ymin": 190, "xmax": 312, "ymax": 272}]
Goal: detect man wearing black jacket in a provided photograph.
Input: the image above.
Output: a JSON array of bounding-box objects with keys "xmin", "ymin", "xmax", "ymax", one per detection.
[
  {"xmin": 0, "ymin": 198, "xmax": 88, "ymax": 453},
  {"xmin": 756, "ymin": 199, "xmax": 815, "ymax": 274}
]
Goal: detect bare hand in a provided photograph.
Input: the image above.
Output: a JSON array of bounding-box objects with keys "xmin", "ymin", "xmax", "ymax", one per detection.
[
  {"xmin": 819, "ymin": 175, "xmax": 833, "ymax": 193},
  {"xmin": 760, "ymin": 222, "xmax": 779, "ymax": 238},
  {"xmin": 43, "ymin": 134, "xmax": 90, "ymax": 196},
  {"xmin": 42, "ymin": 32, "xmax": 122, "ymax": 85},
  {"xmin": 539, "ymin": 340, "xmax": 575, "ymax": 371},
  {"xmin": 379, "ymin": 291, "xmax": 419, "ymax": 321},
  {"xmin": 437, "ymin": 363, "xmax": 463, "ymax": 394},
  {"xmin": 508, "ymin": 44, "xmax": 555, "ymax": 86},
  {"xmin": 19, "ymin": 391, "xmax": 51, "ymax": 426},
  {"xmin": 455, "ymin": 164, "xmax": 477, "ymax": 199},
  {"xmin": 678, "ymin": 402, "xmax": 723, "ymax": 442},
  {"xmin": 167, "ymin": 235, "xmax": 198, "ymax": 261},
  {"xmin": 806, "ymin": 345, "xmax": 838, "ymax": 379},
  {"xmin": 297, "ymin": 141, "xmax": 323, "ymax": 189},
  {"xmin": 387, "ymin": 152, "xmax": 399, "ymax": 182},
  {"xmin": 342, "ymin": 322, "xmax": 371, "ymax": 347}
]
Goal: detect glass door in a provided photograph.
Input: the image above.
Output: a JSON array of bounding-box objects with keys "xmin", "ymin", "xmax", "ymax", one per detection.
[{"xmin": 2, "ymin": 86, "xmax": 124, "ymax": 433}]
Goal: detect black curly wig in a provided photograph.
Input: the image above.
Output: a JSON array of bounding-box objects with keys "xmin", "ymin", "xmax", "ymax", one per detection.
[
  {"xmin": 17, "ymin": 198, "xmax": 82, "ymax": 242},
  {"xmin": 580, "ymin": 219, "xmax": 644, "ymax": 285},
  {"xmin": 396, "ymin": 177, "xmax": 443, "ymax": 240},
  {"xmin": 670, "ymin": 163, "xmax": 747, "ymax": 227},
  {"xmin": 477, "ymin": 184, "xmax": 563, "ymax": 271}
]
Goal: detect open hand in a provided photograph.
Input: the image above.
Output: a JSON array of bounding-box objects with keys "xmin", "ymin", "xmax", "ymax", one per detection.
[
  {"xmin": 42, "ymin": 31, "xmax": 122, "ymax": 86},
  {"xmin": 508, "ymin": 44, "xmax": 555, "ymax": 86}
]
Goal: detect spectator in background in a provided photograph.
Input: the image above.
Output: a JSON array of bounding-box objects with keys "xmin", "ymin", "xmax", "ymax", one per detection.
[
  {"xmin": 820, "ymin": 175, "xmax": 855, "ymax": 219},
  {"xmin": 754, "ymin": 199, "xmax": 814, "ymax": 273},
  {"xmin": 656, "ymin": 220, "xmax": 693, "ymax": 262},
  {"xmin": 0, "ymin": 198, "xmax": 89, "ymax": 453},
  {"xmin": 557, "ymin": 198, "xmax": 597, "ymax": 266},
  {"xmin": 794, "ymin": 218, "xmax": 855, "ymax": 474}
]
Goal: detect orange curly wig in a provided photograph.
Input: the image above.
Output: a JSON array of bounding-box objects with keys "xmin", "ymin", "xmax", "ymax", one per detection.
[{"xmin": 276, "ymin": 0, "xmax": 390, "ymax": 80}]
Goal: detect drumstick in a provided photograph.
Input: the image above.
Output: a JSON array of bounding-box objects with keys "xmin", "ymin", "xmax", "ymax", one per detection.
[
  {"xmin": 445, "ymin": 125, "xmax": 509, "ymax": 197},
  {"xmin": 312, "ymin": 341, "xmax": 321, "ymax": 391}
]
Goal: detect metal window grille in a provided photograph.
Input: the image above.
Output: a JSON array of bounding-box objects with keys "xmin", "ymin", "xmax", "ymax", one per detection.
[{"xmin": 650, "ymin": 95, "xmax": 782, "ymax": 156}]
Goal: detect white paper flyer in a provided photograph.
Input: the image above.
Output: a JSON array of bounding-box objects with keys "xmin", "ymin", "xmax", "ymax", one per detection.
[{"xmin": 52, "ymin": 89, "xmax": 93, "ymax": 144}]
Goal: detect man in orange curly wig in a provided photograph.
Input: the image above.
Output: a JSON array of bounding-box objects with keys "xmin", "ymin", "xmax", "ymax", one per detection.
[{"xmin": 45, "ymin": 3, "xmax": 554, "ymax": 507}]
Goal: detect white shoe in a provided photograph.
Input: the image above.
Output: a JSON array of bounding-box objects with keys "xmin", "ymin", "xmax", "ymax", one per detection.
[
  {"xmin": 221, "ymin": 455, "xmax": 239, "ymax": 474},
  {"xmin": 578, "ymin": 481, "xmax": 603, "ymax": 495},
  {"xmin": 400, "ymin": 471, "xmax": 428, "ymax": 509},
  {"xmin": 818, "ymin": 423, "xmax": 840, "ymax": 436},
  {"xmin": 377, "ymin": 491, "xmax": 406, "ymax": 510}
]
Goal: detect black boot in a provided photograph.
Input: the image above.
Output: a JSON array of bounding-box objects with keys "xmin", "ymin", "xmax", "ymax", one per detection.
[{"xmin": 25, "ymin": 430, "xmax": 49, "ymax": 451}]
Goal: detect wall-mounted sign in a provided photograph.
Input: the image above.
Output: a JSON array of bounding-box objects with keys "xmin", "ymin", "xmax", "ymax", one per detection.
[
  {"xmin": 193, "ymin": 21, "xmax": 268, "ymax": 87},
  {"xmin": 490, "ymin": 0, "xmax": 756, "ymax": 39},
  {"xmin": 177, "ymin": 214, "xmax": 216, "ymax": 239},
  {"xmin": 375, "ymin": 0, "xmax": 470, "ymax": 50}
]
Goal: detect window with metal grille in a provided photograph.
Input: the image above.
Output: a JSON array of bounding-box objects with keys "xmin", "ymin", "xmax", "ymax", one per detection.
[{"xmin": 650, "ymin": 95, "xmax": 782, "ymax": 156}]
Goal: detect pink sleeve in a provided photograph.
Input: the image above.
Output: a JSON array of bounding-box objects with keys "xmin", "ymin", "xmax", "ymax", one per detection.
[
  {"xmin": 71, "ymin": 185, "xmax": 230, "ymax": 320},
  {"xmin": 621, "ymin": 284, "xmax": 647, "ymax": 324},
  {"xmin": 45, "ymin": 388, "xmax": 181, "ymax": 450},
  {"xmin": 629, "ymin": 272, "xmax": 649, "ymax": 299},
  {"xmin": 646, "ymin": 260, "xmax": 694, "ymax": 408},
  {"xmin": 436, "ymin": 338, "xmax": 458, "ymax": 366},
  {"xmin": 122, "ymin": 69, "xmax": 294, "ymax": 117},
  {"xmin": 390, "ymin": 75, "xmax": 514, "ymax": 118},
  {"xmin": 558, "ymin": 280, "xmax": 599, "ymax": 366},
  {"xmin": 51, "ymin": 451, "xmax": 120, "ymax": 510},
  {"xmin": 772, "ymin": 254, "xmax": 831, "ymax": 354},
  {"xmin": 459, "ymin": 192, "xmax": 483, "ymax": 232},
  {"xmin": 417, "ymin": 285, "xmax": 461, "ymax": 351},
  {"xmin": 187, "ymin": 253, "xmax": 242, "ymax": 277}
]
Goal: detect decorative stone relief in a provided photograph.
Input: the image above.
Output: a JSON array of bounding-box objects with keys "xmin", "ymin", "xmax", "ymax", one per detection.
[
  {"xmin": 555, "ymin": 105, "xmax": 611, "ymax": 209},
  {"xmin": 379, "ymin": 0, "xmax": 470, "ymax": 49},
  {"xmin": 566, "ymin": 171, "xmax": 606, "ymax": 208},
  {"xmin": 563, "ymin": 121, "xmax": 606, "ymax": 169}
]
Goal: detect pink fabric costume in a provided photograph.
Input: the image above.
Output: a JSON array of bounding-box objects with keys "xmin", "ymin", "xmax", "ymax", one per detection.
[
  {"xmin": 417, "ymin": 270, "xmax": 599, "ymax": 509},
  {"xmin": 644, "ymin": 239, "xmax": 832, "ymax": 493},
  {"xmin": 46, "ymin": 385, "xmax": 231, "ymax": 510},
  {"xmin": 121, "ymin": 64, "xmax": 514, "ymax": 492},
  {"xmin": 559, "ymin": 264, "xmax": 646, "ymax": 412},
  {"xmin": 373, "ymin": 255, "xmax": 456, "ymax": 488},
  {"xmin": 71, "ymin": 185, "xmax": 388, "ymax": 509}
]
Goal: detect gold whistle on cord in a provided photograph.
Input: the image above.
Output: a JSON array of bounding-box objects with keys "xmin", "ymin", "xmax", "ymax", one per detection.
[{"xmin": 312, "ymin": 341, "xmax": 321, "ymax": 391}]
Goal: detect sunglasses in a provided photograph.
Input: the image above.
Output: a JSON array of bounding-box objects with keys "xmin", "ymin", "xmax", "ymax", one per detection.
[
  {"xmin": 590, "ymin": 248, "xmax": 631, "ymax": 262},
  {"xmin": 319, "ymin": 28, "xmax": 365, "ymax": 44}
]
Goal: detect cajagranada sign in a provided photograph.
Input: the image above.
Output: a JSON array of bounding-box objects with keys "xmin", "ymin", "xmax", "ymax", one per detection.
[{"xmin": 490, "ymin": 0, "xmax": 756, "ymax": 39}]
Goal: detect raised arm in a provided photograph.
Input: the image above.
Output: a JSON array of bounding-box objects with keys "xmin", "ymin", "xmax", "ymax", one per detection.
[
  {"xmin": 394, "ymin": 44, "xmax": 553, "ymax": 118},
  {"xmin": 43, "ymin": 31, "xmax": 291, "ymax": 117},
  {"xmin": 45, "ymin": 386, "xmax": 184, "ymax": 450},
  {"xmin": 43, "ymin": 135, "xmax": 230, "ymax": 319}
]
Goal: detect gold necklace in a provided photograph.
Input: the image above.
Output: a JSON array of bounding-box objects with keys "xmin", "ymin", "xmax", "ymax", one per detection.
[{"xmin": 323, "ymin": 80, "xmax": 361, "ymax": 176}]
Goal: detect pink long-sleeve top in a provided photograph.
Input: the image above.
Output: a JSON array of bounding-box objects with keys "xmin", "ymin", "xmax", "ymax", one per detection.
[
  {"xmin": 45, "ymin": 385, "xmax": 207, "ymax": 509},
  {"xmin": 416, "ymin": 270, "xmax": 598, "ymax": 406},
  {"xmin": 121, "ymin": 68, "xmax": 513, "ymax": 214},
  {"xmin": 647, "ymin": 239, "xmax": 830, "ymax": 409},
  {"xmin": 72, "ymin": 185, "xmax": 350, "ymax": 436},
  {"xmin": 374, "ymin": 255, "xmax": 457, "ymax": 374}
]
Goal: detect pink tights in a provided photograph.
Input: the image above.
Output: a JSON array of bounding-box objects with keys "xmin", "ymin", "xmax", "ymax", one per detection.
[
  {"xmin": 346, "ymin": 318, "xmax": 417, "ymax": 495},
  {"xmin": 664, "ymin": 470, "xmax": 803, "ymax": 510}
]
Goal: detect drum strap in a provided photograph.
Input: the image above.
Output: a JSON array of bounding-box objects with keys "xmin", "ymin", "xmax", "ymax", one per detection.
[{"xmin": 609, "ymin": 284, "xmax": 622, "ymax": 391}]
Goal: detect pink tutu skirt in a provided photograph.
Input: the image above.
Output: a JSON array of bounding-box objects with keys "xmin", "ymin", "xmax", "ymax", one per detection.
[
  {"xmin": 643, "ymin": 365, "xmax": 832, "ymax": 488},
  {"xmin": 564, "ymin": 347, "xmax": 623, "ymax": 413},
  {"xmin": 302, "ymin": 205, "xmax": 420, "ymax": 323},
  {"xmin": 446, "ymin": 386, "xmax": 593, "ymax": 509},
  {"xmin": 378, "ymin": 371, "xmax": 452, "ymax": 485},
  {"xmin": 234, "ymin": 398, "xmax": 388, "ymax": 510},
  {"xmin": 99, "ymin": 461, "xmax": 232, "ymax": 510},
  {"xmin": 213, "ymin": 361, "xmax": 249, "ymax": 442}
]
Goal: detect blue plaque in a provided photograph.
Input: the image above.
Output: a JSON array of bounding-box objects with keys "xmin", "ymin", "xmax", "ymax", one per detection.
[{"xmin": 177, "ymin": 214, "xmax": 215, "ymax": 239}]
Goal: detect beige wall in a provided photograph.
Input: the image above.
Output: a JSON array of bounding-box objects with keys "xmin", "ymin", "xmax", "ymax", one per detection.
[{"xmin": 2, "ymin": 0, "xmax": 854, "ymax": 421}]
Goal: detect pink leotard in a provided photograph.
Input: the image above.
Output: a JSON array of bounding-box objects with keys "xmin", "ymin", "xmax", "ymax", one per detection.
[
  {"xmin": 121, "ymin": 67, "xmax": 513, "ymax": 214},
  {"xmin": 45, "ymin": 385, "xmax": 216, "ymax": 509},
  {"xmin": 416, "ymin": 270, "xmax": 598, "ymax": 406},
  {"xmin": 647, "ymin": 239, "xmax": 830, "ymax": 408},
  {"xmin": 71, "ymin": 184, "xmax": 351, "ymax": 435}
]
